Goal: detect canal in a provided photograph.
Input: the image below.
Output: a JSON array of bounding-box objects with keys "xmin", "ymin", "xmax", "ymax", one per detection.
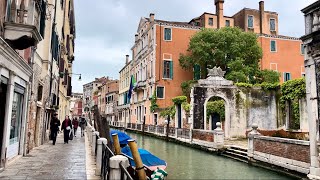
[{"xmin": 125, "ymin": 131, "xmax": 293, "ymax": 179}]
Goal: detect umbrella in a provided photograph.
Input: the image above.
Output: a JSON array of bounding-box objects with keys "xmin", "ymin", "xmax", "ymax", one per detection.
[
  {"xmin": 121, "ymin": 146, "xmax": 167, "ymax": 171},
  {"xmin": 110, "ymin": 130, "xmax": 131, "ymax": 145}
]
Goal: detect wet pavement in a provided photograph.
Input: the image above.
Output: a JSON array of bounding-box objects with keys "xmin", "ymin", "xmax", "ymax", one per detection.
[{"xmin": 0, "ymin": 130, "xmax": 87, "ymax": 180}]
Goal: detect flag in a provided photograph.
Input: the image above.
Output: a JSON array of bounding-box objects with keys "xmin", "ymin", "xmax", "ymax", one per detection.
[{"xmin": 127, "ymin": 75, "xmax": 136, "ymax": 100}]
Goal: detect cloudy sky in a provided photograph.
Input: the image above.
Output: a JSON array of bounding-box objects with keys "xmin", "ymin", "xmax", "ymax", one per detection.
[{"xmin": 72, "ymin": 0, "xmax": 317, "ymax": 93}]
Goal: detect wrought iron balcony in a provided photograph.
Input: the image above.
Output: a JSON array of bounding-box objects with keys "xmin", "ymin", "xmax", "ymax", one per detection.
[{"xmin": 4, "ymin": 0, "xmax": 45, "ymax": 50}]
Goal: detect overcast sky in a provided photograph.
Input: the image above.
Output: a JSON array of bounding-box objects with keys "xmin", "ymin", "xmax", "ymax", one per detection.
[{"xmin": 71, "ymin": 0, "xmax": 317, "ymax": 93}]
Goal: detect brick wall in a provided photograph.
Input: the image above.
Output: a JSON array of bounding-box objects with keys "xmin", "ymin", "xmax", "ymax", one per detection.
[
  {"xmin": 254, "ymin": 137, "xmax": 310, "ymax": 163},
  {"xmin": 192, "ymin": 129, "xmax": 214, "ymax": 142}
]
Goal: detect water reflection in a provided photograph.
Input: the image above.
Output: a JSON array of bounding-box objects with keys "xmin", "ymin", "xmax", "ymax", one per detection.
[{"xmin": 126, "ymin": 131, "xmax": 294, "ymax": 180}]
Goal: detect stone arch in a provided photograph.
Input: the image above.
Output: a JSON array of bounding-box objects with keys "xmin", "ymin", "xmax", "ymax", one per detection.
[{"xmin": 204, "ymin": 92, "xmax": 231, "ymax": 137}]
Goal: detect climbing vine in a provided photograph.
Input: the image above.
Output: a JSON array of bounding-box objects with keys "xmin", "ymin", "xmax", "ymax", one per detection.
[
  {"xmin": 279, "ymin": 78, "xmax": 306, "ymax": 129},
  {"xmin": 206, "ymin": 100, "xmax": 225, "ymax": 121},
  {"xmin": 150, "ymin": 91, "xmax": 159, "ymax": 112},
  {"xmin": 182, "ymin": 102, "xmax": 190, "ymax": 112},
  {"xmin": 181, "ymin": 80, "xmax": 197, "ymax": 97},
  {"xmin": 160, "ymin": 106, "xmax": 176, "ymax": 119},
  {"xmin": 172, "ymin": 96, "xmax": 187, "ymax": 105}
]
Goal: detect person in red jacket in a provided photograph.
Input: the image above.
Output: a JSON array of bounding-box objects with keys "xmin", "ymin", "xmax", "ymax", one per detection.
[
  {"xmin": 72, "ymin": 117, "xmax": 79, "ymax": 137},
  {"xmin": 61, "ymin": 116, "xmax": 72, "ymax": 144}
]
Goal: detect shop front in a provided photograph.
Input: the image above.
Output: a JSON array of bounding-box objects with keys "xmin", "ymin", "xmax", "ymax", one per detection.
[{"xmin": 0, "ymin": 38, "xmax": 31, "ymax": 167}]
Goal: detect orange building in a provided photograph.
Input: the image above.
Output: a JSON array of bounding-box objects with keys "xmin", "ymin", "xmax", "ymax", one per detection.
[{"xmin": 127, "ymin": 0, "xmax": 304, "ymax": 126}]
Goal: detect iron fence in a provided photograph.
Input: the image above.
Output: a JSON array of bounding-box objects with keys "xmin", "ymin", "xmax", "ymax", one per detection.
[
  {"xmin": 127, "ymin": 123, "xmax": 132, "ymax": 129},
  {"xmin": 168, "ymin": 127, "xmax": 176, "ymax": 136},
  {"xmin": 120, "ymin": 161, "xmax": 134, "ymax": 180},
  {"xmin": 177, "ymin": 128, "xmax": 190, "ymax": 139},
  {"xmin": 132, "ymin": 123, "xmax": 136, "ymax": 129},
  {"xmin": 149, "ymin": 125, "xmax": 155, "ymax": 133},
  {"xmin": 158, "ymin": 126, "xmax": 164, "ymax": 134},
  {"xmin": 137, "ymin": 124, "xmax": 142, "ymax": 131}
]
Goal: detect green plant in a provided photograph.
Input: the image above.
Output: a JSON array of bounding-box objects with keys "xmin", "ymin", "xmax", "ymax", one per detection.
[
  {"xmin": 206, "ymin": 100, "xmax": 225, "ymax": 121},
  {"xmin": 235, "ymin": 83, "xmax": 253, "ymax": 88},
  {"xmin": 181, "ymin": 80, "xmax": 197, "ymax": 97},
  {"xmin": 160, "ymin": 106, "xmax": 176, "ymax": 119},
  {"xmin": 182, "ymin": 102, "xmax": 191, "ymax": 112},
  {"xmin": 172, "ymin": 96, "xmax": 187, "ymax": 105},
  {"xmin": 279, "ymin": 78, "xmax": 306, "ymax": 129},
  {"xmin": 150, "ymin": 91, "xmax": 159, "ymax": 112},
  {"xmin": 259, "ymin": 82, "xmax": 280, "ymax": 91},
  {"xmin": 256, "ymin": 69, "xmax": 280, "ymax": 84}
]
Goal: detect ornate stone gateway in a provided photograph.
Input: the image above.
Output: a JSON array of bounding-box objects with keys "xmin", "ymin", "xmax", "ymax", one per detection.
[{"xmin": 190, "ymin": 67, "xmax": 236, "ymax": 138}]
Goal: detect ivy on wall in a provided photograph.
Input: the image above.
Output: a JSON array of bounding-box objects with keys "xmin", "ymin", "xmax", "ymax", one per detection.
[
  {"xmin": 181, "ymin": 80, "xmax": 197, "ymax": 97},
  {"xmin": 159, "ymin": 106, "xmax": 176, "ymax": 119},
  {"xmin": 150, "ymin": 91, "xmax": 159, "ymax": 112},
  {"xmin": 172, "ymin": 96, "xmax": 187, "ymax": 105},
  {"xmin": 206, "ymin": 100, "xmax": 225, "ymax": 121},
  {"xmin": 279, "ymin": 78, "xmax": 306, "ymax": 129}
]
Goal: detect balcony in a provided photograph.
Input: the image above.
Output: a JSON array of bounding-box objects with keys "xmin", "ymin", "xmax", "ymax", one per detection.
[
  {"xmin": 4, "ymin": 0, "xmax": 44, "ymax": 50},
  {"xmin": 134, "ymin": 81, "xmax": 146, "ymax": 91}
]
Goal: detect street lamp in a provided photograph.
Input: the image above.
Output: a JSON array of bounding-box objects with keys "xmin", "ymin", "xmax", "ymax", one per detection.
[{"xmin": 59, "ymin": 72, "xmax": 82, "ymax": 81}]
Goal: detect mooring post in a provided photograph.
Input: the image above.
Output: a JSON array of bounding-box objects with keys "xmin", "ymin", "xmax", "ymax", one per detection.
[
  {"xmin": 213, "ymin": 122, "xmax": 224, "ymax": 149},
  {"xmin": 128, "ymin": 139, "xmax": 146, "ymax": 180},
  {"xmin": 112, "ymin": 133, "xmax": 121, "ymax": 155}
]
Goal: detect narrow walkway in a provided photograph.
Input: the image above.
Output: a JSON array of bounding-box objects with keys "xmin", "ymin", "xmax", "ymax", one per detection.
[{"xmin": 0, "ymin": 130, "xmax": 87, "ymax": 180}]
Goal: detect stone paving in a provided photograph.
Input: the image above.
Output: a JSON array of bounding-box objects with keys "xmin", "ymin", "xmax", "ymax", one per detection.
[{"xmin": 0, "ymin": 130, "xmax": 88, "ymax": 180}]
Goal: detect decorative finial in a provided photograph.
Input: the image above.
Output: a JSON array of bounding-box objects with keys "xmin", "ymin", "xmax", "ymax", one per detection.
[{"xmin": 207, "ymin": 66, "xmax": 226, "ymax": 78}]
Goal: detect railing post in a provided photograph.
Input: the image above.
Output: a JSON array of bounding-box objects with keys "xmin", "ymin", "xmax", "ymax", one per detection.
[
  {"xmin": 109, "ymin": 155, "xmax": 130, "ymax": 180},
  {"xmin": 155, "ymin": 125, "xmax": 158, "ymax": 135},
  {"xmin": 90, "ymin": 127, "xmax": 95, "ymax": 145},
  {"xmin": 175, "ymin": 128, "xmax": 178, "ymax": 138},
  {"xmin": 213, "ymin": 122, "xmax": 224, "ymax": 149},
  {"xmin": 147, "ymin": 125, "xmax": 150, "ymax": 132},
  {"xmin": 248, "ymin": 123, "xmax": 260, "ymax": 162},
  {"xmin": 163, "ymin": 126, "xmax": 166, "ymax": 136},
  {"xmin": 96, "ymin": 138, "xmax": 107, "ymax": 176},
  {"xmin": 92, "ymin": 131, "xmax": 98, "ymax": 155}
]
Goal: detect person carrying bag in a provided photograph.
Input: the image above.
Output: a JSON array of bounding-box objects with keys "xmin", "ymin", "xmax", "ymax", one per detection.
[{"xmin": 61, "ymin": 115, "xmax": 72, "ymax": 144}]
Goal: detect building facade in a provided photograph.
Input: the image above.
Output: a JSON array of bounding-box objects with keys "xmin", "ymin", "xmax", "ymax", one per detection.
[
  {"xmin": 124, "ymin": 0, "xmax": 305, "ymax": 127},
  {"xmin": 301, "ymin": 1, "xmax": 320, "ymax": 179},
  {"xmin": 0, "ymin": 0, "xmax": 44, "ymax": 167},
  {"xmin": 70, "ymin": 93, "xmax": 83, "ymax": 118},
  {"xmin": 129, "ymin": 13, "xmax": 199, "ymax": 127},
  {"xmin": 118, "ymin": 55, "xmax": 131, "ymax": 126}
]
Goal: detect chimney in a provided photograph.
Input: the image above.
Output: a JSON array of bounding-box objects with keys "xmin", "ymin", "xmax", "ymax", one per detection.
[
  {"xmin": 150, "ymin": 13, "xmax": 155, "ymax": 22},
  {"xmin": 215, "ymin": 0, "xmax": 224, "ymax": 29},
  {"xmin": 135, "ymin": 34, "xmax": 138, "ymax": 42},
  {"xmin": 125, "ymin": 55, "xmax": 129, "ymax": 64},
  {"xmin": 259, "ymin": 1, "xmax": 265, "ymax": 34}
]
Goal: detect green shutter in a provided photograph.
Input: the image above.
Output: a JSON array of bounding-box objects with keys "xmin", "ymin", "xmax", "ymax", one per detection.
[
  {"xmin": 169, "ymin": 61, "xmax": 173, "ymax": 79},
  {"xmin": 194, "ymin": 65, "xmax": 201, "ymax": 80}
]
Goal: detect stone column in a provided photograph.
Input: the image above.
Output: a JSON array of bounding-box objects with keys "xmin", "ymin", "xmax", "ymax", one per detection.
[
  {"xmin": 213, "ymin": 122, "xmax": 224, "ymax": 149},
  {"xmin": 109, "ymin": 155, "xmax": 130, "ymax": 180},
  {"xmin": 92, "ymin": 131, "xmax": 99, "ymax": 155},
  {"xmin": 247, "ymin": 123, "xmax": 260, "ymax": 162},
  {"xmin": 1, "ymin": 71, "xmax": 15, "ymax": 167},
  {"xmin": 96, "ymin": 138, "xmax": 107, "ymax": 176},
  {"xmin": 175, "ymin": 128, "xmax": 178, "ymax": 138}
]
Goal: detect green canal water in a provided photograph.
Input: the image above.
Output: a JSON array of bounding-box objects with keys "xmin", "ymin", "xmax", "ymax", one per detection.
[{"xmin": 125, "ymin": 131, "xmax": 294, "ymax": 180}]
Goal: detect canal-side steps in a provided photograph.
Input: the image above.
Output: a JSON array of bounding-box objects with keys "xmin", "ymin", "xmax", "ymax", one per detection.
[{"xmin": 221, "ymin": 145, "xmax": 248, "ymax": 163}]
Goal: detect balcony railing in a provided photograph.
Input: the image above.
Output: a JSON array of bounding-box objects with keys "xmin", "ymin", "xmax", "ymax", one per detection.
[{"xmin": 4, "ymin": 0, "xmax": 44, "ymax": 50}]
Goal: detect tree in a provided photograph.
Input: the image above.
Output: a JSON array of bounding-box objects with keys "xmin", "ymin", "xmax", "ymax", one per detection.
[{"xmin": 179, "ymin": 27, "xmax": 263, "ymax": 83}]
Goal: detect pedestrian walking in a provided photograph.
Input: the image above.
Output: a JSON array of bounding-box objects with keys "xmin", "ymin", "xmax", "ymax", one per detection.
[
  {"xmin": 72, "ymin": 117, "xmax": 79, "ymax": 137},
  {"xmin": 50, "ymin": 113, "xmax": 60, "ymax": 145},
  {"xmin": 80, "ymin": 117, "xmax": 87, "ymax": 137},
  {"xmin": 61, "ymin": 115, "xmax": 72, "ymax": 144}
]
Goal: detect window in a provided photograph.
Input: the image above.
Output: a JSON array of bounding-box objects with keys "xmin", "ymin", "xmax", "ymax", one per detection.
[
  {"xmin": 154, "ymin": 114, "xmax": 158, "ymax": 125},
  {"xmin": 37, "ymin": 85, "xmax": 43, "ymax": 101},
  {"xmin": 248, "ymin": 15, "xmax": 254, "ymax": 28},
  {"xmin": 270, "ymin": 18, "xmax": 276, "ymax": 31},
  {"xmin": 225, "ymin": 20, "xmax": 230, "ymax": 27},
  {"xmin": 193, "ymin": 64, "xmax": 201, "ymax": 80},
  {"xmin": 270, "ymin": 40, "xmax": 277, "ymax": 52},
  {"xmin": 163, "ymin": 60, "xmax": 173, "ymax": 79},
  {"xmin": 164, "ymin": 28, "xmax": 172, "ymax": 41},
  {"xmin": 195, "ymin": 22, "xmax": 200, "ymax": 26},
  {"xmin": 9, "ymin": 92, "xmax": 24, "ymax": 145},
  {"xmin": 301, "ymin": 44, "xmax": 305, "ymax": 55},
  {"xmin": 156, "ymin": 86, "xmax": 164, "ymax": 99},
  {"xmin": 284, "ymin": 72, "xmax": 291, "ymax": 82},
  {"xmin": 208, "ymin": 18, "xmax": 213, "ymax": 26}
]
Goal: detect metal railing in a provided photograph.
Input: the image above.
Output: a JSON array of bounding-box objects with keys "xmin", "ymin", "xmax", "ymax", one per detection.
[
  {"xmin": 101, "ymin": 141, "xmax": 114, "ymax": 180},
  {"xmin": 137, "ymin": 124, "xmax": 142, "ymax": 131},
  {"xmin": 158, "ymin": 126, "xmax": 165, "ymax": 134},
  {"xmin": 168, "ymin": 127, "xmax": 176, "ymax": 136},
  {"xmin": 177, "ymin": 128, "xmax": 191, "ymax": 139},
  {"xmin": 120, "ymin": 161, "xmax": 134, "ymax": 180},
  {"xmin": 148, "ymin": 125, "xmax": 155, "ymax": 133}
]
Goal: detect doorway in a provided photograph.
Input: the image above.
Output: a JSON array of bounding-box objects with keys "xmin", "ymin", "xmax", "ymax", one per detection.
[
  {"xmin": 211, "ymin": 113, "xmax": 220, "ymax": 130},
  {"xmin": 0, "ymin": 80, "xmax": 8, "ymax": 161},
  {"xmin": 177, "ymin": 104, "xmax": 182, "ymax": 128}
]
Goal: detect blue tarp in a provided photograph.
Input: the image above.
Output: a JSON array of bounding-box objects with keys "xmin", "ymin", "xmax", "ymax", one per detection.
[
  {"xmin": 121, "ymin": 146, "xmax": 166, "ymax": 167},
  {"xmin": 110, "ymin": 130, "xmax": 131, "ymax": 145}
]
